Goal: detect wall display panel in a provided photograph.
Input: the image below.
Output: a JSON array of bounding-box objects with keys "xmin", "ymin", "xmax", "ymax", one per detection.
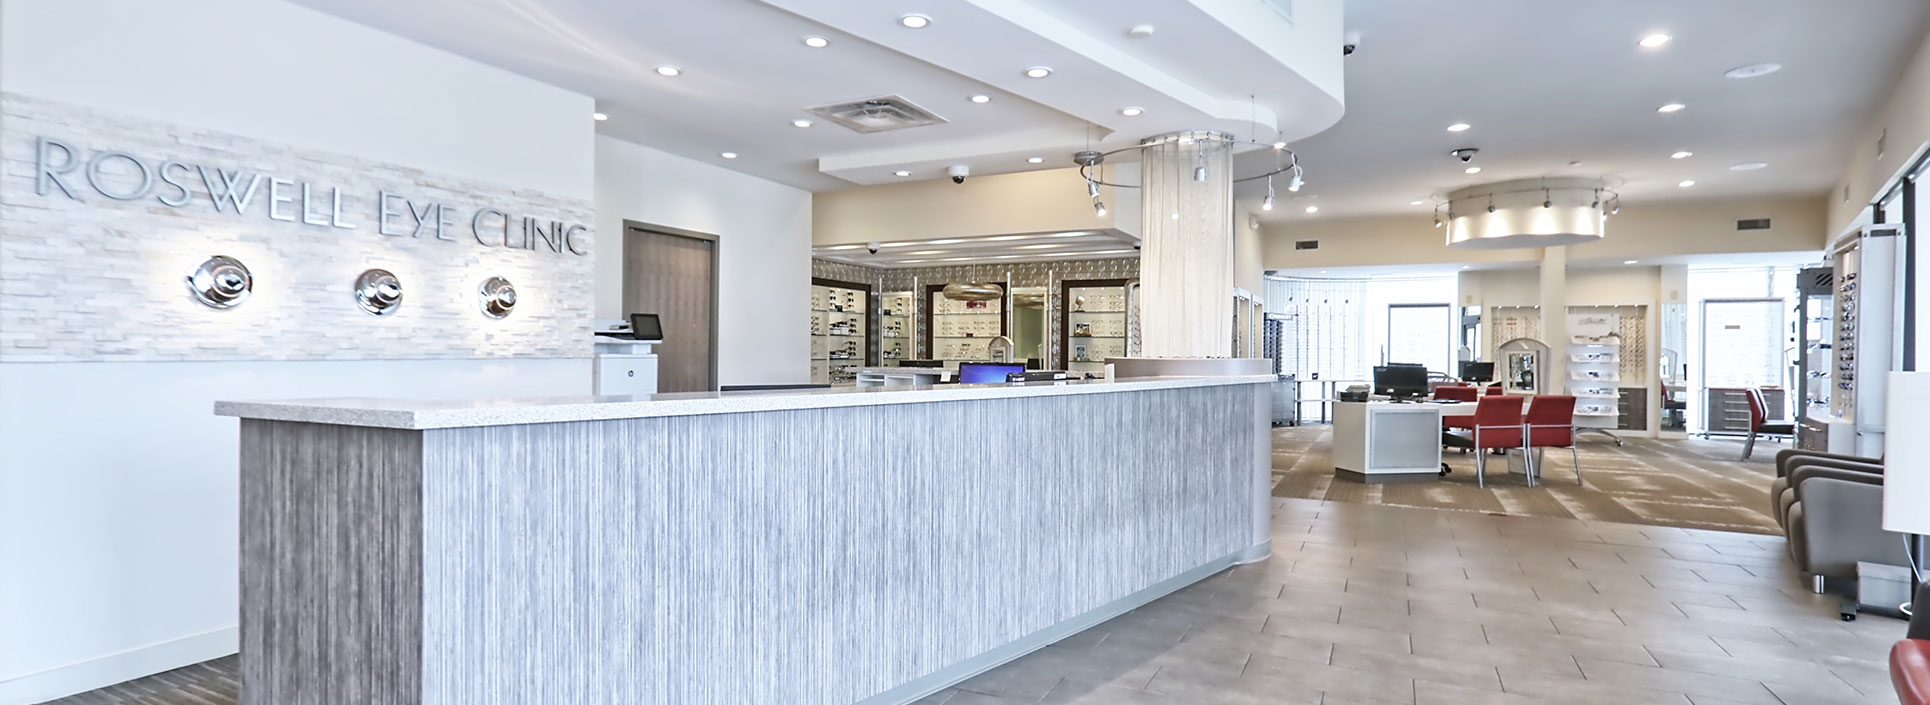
[
  {"xmin": 0, "ymin": 94, "xmax": 594, "ymax": 362},
  {"xmin": 925, "ymin": 283, "xmax": 1009, "ymax": 368},
  {"xmin": 877, "ymin": 257, "xmax": 1138, "ymax": 364},
  {"xmin": 810, "ymin": 278, "xmax": 870, "ymax": 384},
  {"xmin": 1060, "ymin": 279, "xmax": 1130, "ymax": 372}
]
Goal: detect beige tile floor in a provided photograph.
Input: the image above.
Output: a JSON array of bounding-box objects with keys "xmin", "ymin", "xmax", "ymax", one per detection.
[
  {"xmin": 51, "ymin": 498, "xmax": 1908, "ymax": 705},
  {"xmin": 921, "ymin": 498, "xmax": 1906, "ymax": 705}
]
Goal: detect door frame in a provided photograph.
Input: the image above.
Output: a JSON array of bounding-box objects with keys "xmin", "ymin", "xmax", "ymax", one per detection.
[{"xmin": 623, "ymin": 219, "xmax": 721, "ymax": 391}]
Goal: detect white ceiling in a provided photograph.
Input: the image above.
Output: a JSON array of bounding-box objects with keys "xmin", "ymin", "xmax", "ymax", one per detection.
[
  {"xmin": 1248, "ymin": 0, "xmax": 1930, "ymax": 225},
  {"xmin": 812, "ymin": 229, "xmax": 1139, "ymax": 269},
  {"xmin": 292, "ymin": 0, "xmax": 1344, "ymax": 192}
]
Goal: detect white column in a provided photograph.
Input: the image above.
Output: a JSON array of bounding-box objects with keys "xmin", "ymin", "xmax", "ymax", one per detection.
[
  {"xmin": 1540, "ymin": 246, "xmax": 1568, "ymax": 388},
  {"xmin": 1138, "ymin": 131, "xmax": 1234, "ymax": 359}
]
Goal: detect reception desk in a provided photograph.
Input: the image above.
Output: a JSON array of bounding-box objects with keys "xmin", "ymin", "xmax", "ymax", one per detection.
[
  {"xmin": 1332, "ymin": 400, "xmax": 1477, "ymax": 482},
  {"xmin": 217, "ymin": 375, "xmax": 1271, "ymax": 705}
]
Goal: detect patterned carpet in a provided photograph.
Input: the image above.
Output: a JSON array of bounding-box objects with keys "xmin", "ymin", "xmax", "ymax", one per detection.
[{"xmin": 1271, "ymin": 426, "xmax": 1784, "ymax": 535}]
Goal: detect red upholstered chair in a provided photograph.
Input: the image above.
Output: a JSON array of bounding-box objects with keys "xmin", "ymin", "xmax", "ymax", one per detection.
[
  {"xmin": 1523, "ymin": 395, "xmax": 1580, "ymax": 486},
  {"xmin": 1741, "ymin": 387, "xmax": 1795, "ymax": 460},
  {"xmin": 1463, "ymin": 395, "xmax": 1526, "ymax": 488},
  {"xmin": 1894, "ymin": 639, "xmax": 1930, "ymax": 705},
  {"xmin": 1485, "ymin": 385, "xmax": 1505, "ymax": 396},
  {"xmin": 1435, "ymin": 385, "xmax": 1479, "ymax": 437}
]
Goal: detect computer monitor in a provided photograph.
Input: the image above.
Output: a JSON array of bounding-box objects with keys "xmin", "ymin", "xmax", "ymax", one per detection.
[
  {"xmin": 627, "ymin": 313, "xmax": 664, "ymax": 342},
  {"xmin": 1373, "ymin": 364, "xmax": 1430, "ymax": 400},
  {"xmin": 1459, "ymin": 360, "xmax": 1494, "ymax": 384},
  {"xmin": 957, "ymin": 362, "xmax": 1026, "ymax": 384}
]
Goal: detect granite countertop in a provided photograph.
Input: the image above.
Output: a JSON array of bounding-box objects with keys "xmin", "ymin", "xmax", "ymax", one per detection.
[{"xmin": 215, "ymin": 374, "xmax": 1275, "ymax": 430}]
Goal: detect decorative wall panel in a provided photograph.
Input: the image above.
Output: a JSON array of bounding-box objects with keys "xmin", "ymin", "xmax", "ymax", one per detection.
[{"xmin": 0, "ymin": 94, "xmax": 595, "ymax": 361}]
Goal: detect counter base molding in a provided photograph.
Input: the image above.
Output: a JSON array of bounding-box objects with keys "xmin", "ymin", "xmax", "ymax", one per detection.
[{"xmin": 236, "ymin": 380, "xmax": 1269, "ymax": 705}]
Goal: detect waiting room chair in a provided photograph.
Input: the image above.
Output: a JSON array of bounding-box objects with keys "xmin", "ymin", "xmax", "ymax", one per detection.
[
  {"xmin": 1781, "ymin": 460, "xmax": 1907, "ymax": 593},
  {"xmin": 1740, "ymin": 387, "xmax": 1795, "ymax": 460},
  {"xmin": 1890, "ymin": 581, "xmax": 1930, "ymax": 705},
  {"xmin": 1523, "ymin": 395, "xmax": 1581, "ymax": 486},
  {"xmin": 1446, "ymin": 394, "xmax": 1525, "ymax": 488}
]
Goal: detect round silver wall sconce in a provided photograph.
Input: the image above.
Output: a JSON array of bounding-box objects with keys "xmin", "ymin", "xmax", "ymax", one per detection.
[
  {"xmin": 185, "ymin": 255, "xmax": 253, "ymax": 309},
  {"xmin": 354, "ymin": 269, "xmax": 403, "ymax": 316},
  {"xmin": 478, "ymin": 276, "xmax": 517, "ymax": 319}
]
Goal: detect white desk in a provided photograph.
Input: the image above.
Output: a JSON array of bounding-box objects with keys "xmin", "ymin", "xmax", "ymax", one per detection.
[{"xmin": 1332, "ymin": 401, "xmax": 1476, "ymax": 483}]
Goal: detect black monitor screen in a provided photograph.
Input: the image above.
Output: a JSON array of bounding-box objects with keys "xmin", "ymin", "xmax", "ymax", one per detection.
[
  {"xmin": 1459, "ymin": 361, "xmax": 1494, "ymax": 383},
  {"xmin": 958, "ymin": 363, "xmax": 1026, "ymax": 384},
  {"xmin": 1373, "ymin": 364, "xmax": 1430, "ymax": 399},
  {"xmin": 628, "ymin": 313, "xmax": 664, "ymax": 342}
]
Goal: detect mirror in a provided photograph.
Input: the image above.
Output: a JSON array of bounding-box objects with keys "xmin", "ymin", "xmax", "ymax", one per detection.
[
  {"xmin": 1009, "ymin": 286, "xmax": 1047, "ymax": 366},
  {"xmin": 1658, "ymin": 302, "xmax": 1688, "ymax": 431}
]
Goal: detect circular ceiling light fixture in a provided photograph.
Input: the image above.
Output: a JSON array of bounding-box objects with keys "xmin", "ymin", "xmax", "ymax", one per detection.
[
  {"xmin": 792, "ymin": 118, "xmax": 813, "ymax": 128},
  {"xmin": 970, "ymin": 94, "xmax": 990, "ymax": 103},
  {"xmin": 899, "ymin": 14, "xmax": 930, "ymax": 28},
  {"xmin": 1730, "ymin": 162, "xmax": 1770, "ymax": 171},
  {"xmin": 592, "ymin": 112, "xmax": 609, "ymax": 122},
  {"xmin": 1657, "ymin": 102, "xmax": 1686, "ymax": 113},
  {"xmin": 1024, "ymin": 67, "xmax": 1052, "ymax": 78},
  {"xmin": 1443, "ymin": 177, "xmax": 1618, "ymax": 250},
  {"xmin": 720, "ymin": 152, "xmax": 738, "ymax": 159},
  {"xmin": 1446, "ymin": 122, "xmax": 1471, "ymax": 132},
  {"xmin": 1120, "ymin": 107, "xmax": 1144, "ymax": 116},
  {"xmin": 1678, "ymin": 180, "xmax": 1697, "ymax": 187},
  {"xmin": 655, "ymin": 65, "xmax": 681, "ymax": 77},
  {"xmin": 1027, "ymin": 156, "xmax": 1044, "ymax": 163},
  {"xmin": 1638, "ymin": 32, "xmax": 1672, "ymax": 48},
  {"xmin": 1464, "ymin": 166, "xmax": 1482, "ymax": 174},
  {"xmin": 1129, "ymin": 24, "xmax": 1155, "ymax": 38},
  {"xmin": 1670, "ymin": 150, "xmax": 1693, "ymax": 159},
  {"xmin": 803, "ymin": 36, "xmax": 830, "ymax": 48},
  {"xmin": 1305, "ymin": 206, "xmax": 1319, "ymax": 214},
  {"xmin": 1725, "ymin": 62, "xmax": 1782, "ymax": 79}
]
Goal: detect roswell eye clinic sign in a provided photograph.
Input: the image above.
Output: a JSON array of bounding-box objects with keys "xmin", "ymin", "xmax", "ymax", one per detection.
[{"xmin": 31, "ymin": 136, "xmax": 590, "ymax": 256}]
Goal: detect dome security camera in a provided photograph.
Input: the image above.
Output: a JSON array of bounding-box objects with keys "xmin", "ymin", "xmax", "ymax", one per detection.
[
  {"xmin": 866, "ymin": 241, "xmax": 882, "ymax": 254},
  {"xmin": 948, "ymin": 164, "xmax": 970, "ymax": 184},
  {"xmin": 1451, "ymin": 148, "xmax": 1479, "ymax": 163}
]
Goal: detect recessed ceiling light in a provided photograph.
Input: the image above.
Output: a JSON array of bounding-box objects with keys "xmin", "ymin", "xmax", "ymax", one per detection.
[
  {"xmin": 803, "ymin": 36, "xmax": 830, "ymax": 48},
  {"xmin": 1670, "ymin": 151, "xmax": 1693, "ymax": 159},
  {"xmin": 1410, "ymin": 200, "xmax": 1424, "ymax": 206},
  {"xmin": 1025, "ymin": 67, "xmax": 1053, "ymax": 78},
  {"xmin": 1638, "ymin": 33, "xmax": 1672, "ymax": 48},
  {"xmin": 1730, "ymin": 162, "xmax": 1770, "ymax": 171},
  {"xmin": 894, "ymin": 170, "xmax": 911, "ymax": 177},
  {"xmin": 1120, "ymin": 107, "xmax": 1144, "ymax": 116},
  {"xmin": 1624, "ymin": 260, "xmax": 1640, "ymax": 265},
  {"xmin": 970, "ymin": 94, "xmax": 990, "ymax": 103},
  {"xmin": 1129, "ymin": 24, "xmax": 1155, "ymax": 38},
  {"xmin": 1724, "ymin": 62, "xmax": 1781, "ymax": 79},
  {"xmin": 1464, "ymin": 167, "xmax": 1481, "ymax": 174},
  {"xmin": 1446, "ymin": 123, "xmax": 1471, "ymax": 132},
  {"xmin": 655, "ymin": 65, "xmax": 681, "ymax": 77},
  {"xmin": 900, "ymin": 14, "xmax": 930, "ymax": 28},
  {"xmin": 793, "ymin": 118, "xmax": 813, "ymax": 128},
  {"xmin": 1305, "ymin": 206, "xmax": 1319, "ymax": 213},
  {"xmin": 592, "ymin": 112, "xmax": 608, "ymax": 121},
  {"xmin": 1678, "ymin": 180, "xmax": 1696, "ymax": 187},
  {"xmin": 1657, "ymin": 103, "xmax": 1686, "ymax": 113},
  {"xmin": 1027, "ymin": 156, "xmax": 1044, "ymax": 164},
  {"xmin": 720, "ymin": 152, "xmax": 738, "ymax": 159},
  {"xmin": 1272, "ymin": 141, "xmax": 1287, "ymax": 150}
]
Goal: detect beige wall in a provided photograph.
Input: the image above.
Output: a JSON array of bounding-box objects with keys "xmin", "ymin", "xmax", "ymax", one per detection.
[
  {"xmin": 1265, "ymin": 194, "xmax": 1827, "ymax": 271},
  {"xmin": 1829, "ymin": 27, "xmax": 1930, "ymax": 236},
  {"xmin": 1234, "ymin": 205, "xmax": 1265, "ymax": 296},
  {"xmin": 812, "ymin": 167, "xmax": 1130, "ymax": 245}
]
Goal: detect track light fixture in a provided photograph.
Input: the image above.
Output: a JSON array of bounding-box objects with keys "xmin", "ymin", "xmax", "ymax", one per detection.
[
  {"xmin": 1073, "ymin": 130, "xmax": 1303, "ymax": 213},
  {"xmin": 1263, "ymin": 174, "xmax": 1276, "ymax": 211},
  {"xmin": 1287, "ymin": 167, "xmax": 1303, "ymax": 192},
  {"xmin": 1543, "ymin": 189, "xmax": 1553, "ymax": 209},
  {"xmin": 1094, "ymin": 200, "xmax": 1108, "ymax": 217},
  {"xmin": 1591, "ymin": 189, "xmax": 1601, "ymax": 209},
  {"xmin": 1087, "ymin": 180, "xmax": 1101, "ymax": 199}
]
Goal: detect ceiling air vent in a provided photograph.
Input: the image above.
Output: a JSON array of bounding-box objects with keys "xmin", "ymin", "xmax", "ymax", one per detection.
[
  {"xmin": 806, "ymin": 95, "xmax": 948, "ymax": 134},
  {"xmin": 1736, "ymin": 218, "xmax": 1772, "ymax": 231},
  {"xmin": 1295, "ymin": 240, "xmax": 1320, "ymax": 250}
]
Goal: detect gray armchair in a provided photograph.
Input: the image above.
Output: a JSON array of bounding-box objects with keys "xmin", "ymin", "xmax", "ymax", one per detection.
[
  {"xmin": 1775, "ymin": 448, "xmax": 1881, "ymax": 478},
  {"xmin": 1783, "ymin": 462, "xmax": 1909, "ymax": 593},
  {"xmin": 1773, "ymin": 456, "xmax": 1882, "ymax": 530}
]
